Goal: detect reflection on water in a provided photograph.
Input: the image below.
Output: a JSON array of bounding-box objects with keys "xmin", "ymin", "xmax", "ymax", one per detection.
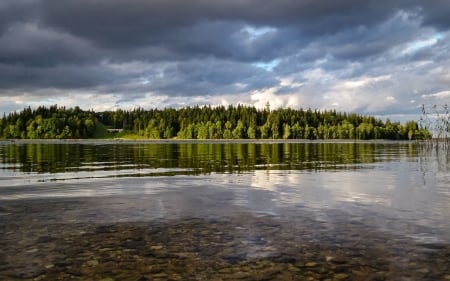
[
  {"xmin": 0, "ymin": 141, "xmax": 423, "ymax": 179},
  {"xmin": 0, "ymin": 141, "xmax": 449, "ymax": 280}
]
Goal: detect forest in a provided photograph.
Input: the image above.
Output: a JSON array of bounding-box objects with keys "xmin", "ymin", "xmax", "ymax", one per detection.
[{"xmin": 0, "ymin": 104, "xmax": 431, "ymax": 140}]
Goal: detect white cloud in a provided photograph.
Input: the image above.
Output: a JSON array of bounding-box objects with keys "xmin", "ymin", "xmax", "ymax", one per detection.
[
  {"xmin": 334, "ymin": 75, "xmax": 392, "ymax": 91},
  {"xmin": 422, "ymin": 91, "xmax": 450, "ymax": 99},
  {"xmin": 247, "ymin": 76, "xmax": 307, "ymax": 109},
  {"xmin": 0, "ymin": 90, "xmax": 121, "ymax": 112},
  {"xmin": 250, "ymin": 88, "xmax": 288, "ymax": 109},
  {"xmin": 310, "ymin": 75, "xmax": 395, "ymax": 113},
  {"xmin": 279, "ymin": 77, "xmax": 304, "ymax": 88},
  {"xmin": 386, "ymin": 96, "xmax": 395, "ymax": 101}
]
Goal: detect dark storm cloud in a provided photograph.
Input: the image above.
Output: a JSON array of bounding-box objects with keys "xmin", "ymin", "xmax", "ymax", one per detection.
[
  {"xmin": 0, "ymin": 0, "xmax": 445, "ymax": 65},
  {"xmin": 143, "ymin": 59, "xmax": 278, "ymax": 96},
  {"xmin": 35, "ymin": 0, "xmax": 404, "ymax": 57},
  {"xmin": 2, "ymin": 1, "xmax": 449, "ymax": 58},
  {"xmin": 0, "ymin": 22, "xmax": 101, "ymax": 67},
  {"xmin": 304, "ymin": 11, "xmax": 420, "ymax": 62},
  {"xmin": 0, "ymin": 63, "xmax": 124, "ymax": 90},
  {"xmin": 419, "ymin": 1, "xmax": 450, "ymax": 30},
  {"xmin": 0, "ymin": 0, "xmax": 449, "ymax": 116},
  {"xmin": 0, "ymin": 1, "xmax": 39, "ymax": 32},
  {"xmin": 38, "ymin": 0, "xmax": 410, "ymax": 41}
]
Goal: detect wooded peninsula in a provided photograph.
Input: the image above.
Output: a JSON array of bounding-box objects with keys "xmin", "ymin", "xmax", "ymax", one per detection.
[{"xmin": 0, "ymin": 104, "xmax": 431, "ymax": 140}]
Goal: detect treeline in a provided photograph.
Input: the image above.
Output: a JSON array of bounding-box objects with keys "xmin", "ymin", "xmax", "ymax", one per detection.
[
  {"xmin": 0, "ymin": 105, "xmax": 96, "ymax": 139},
  {"xmin": 0, "ymin": 104, "xmax": 431, "ymax": 140}
]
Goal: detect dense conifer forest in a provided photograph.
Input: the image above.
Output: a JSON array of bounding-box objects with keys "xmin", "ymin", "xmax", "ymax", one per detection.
[{"xmin": 0, "ymin": 104, "xmax": 431, "ymax": 140}]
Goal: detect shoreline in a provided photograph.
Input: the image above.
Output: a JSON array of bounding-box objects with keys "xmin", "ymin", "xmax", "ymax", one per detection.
[{"xmin": 0, "ymin": 138, "xmax": 416, "ymax": 145}]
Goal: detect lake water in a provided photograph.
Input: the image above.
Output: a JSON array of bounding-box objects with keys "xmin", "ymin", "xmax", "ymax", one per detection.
[{"xmin": 0, "ymin": 140, "xmax": 449, "ymax": 280}]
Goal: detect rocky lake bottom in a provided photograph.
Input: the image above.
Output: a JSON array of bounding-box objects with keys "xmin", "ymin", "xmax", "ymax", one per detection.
[{"xmin": 1, "ymin": 196, "xmax": 449, "ymax": 281}]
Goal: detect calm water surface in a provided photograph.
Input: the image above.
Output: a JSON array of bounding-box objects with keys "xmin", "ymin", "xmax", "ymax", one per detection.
[{"xmin": 0, "ymin": 141, "xmax": 449, "ymax": 280}]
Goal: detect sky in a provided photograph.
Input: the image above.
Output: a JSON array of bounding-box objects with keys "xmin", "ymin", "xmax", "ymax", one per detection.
[{"xmin": 0, "ymin": 0, "xmax": 449, "ymax": 123}]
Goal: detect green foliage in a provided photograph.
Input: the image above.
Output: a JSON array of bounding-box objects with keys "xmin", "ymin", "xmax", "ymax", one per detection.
[
  {"xmin": 0, "ymin": 105, "xmax": 96, "ymax": 139},
  {"xmin": 0, "ymin": 104, "xmax": 431, "ymax": 140},
  {"xmin": 232, "ymin": 120, "xmax": 246, "ymax": 139},
  {"xmin": 91, "ymin": 120, "xmax": 113, "ymax": 139}
]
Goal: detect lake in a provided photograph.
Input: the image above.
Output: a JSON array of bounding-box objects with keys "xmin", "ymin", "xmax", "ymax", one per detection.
[{"xmin": 0, "ymin": 140, "xmax": 449, "ymax": 280}]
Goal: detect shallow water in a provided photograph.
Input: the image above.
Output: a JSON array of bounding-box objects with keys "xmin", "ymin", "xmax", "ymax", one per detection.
[{"xmin": 0, "ymin": 141, "xmax": 449, "ymax": 280}]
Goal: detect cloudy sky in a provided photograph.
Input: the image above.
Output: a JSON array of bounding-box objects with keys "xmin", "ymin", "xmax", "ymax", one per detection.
[{"xmin": 1, "ymin": 0, "xmax": 449, "ymax": 122}]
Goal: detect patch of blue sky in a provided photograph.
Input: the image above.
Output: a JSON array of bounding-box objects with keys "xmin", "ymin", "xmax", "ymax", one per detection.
[
  {"xmin": 253, "ymin": 59, "xmax": 280, "ymax": 71},
  {"xmin": 242, "ymin": 26, "xmax": 277, "ymax": 40},
  {"xmin": 402, "ymin": 33, "xmax": 444, "ymax": 54}
]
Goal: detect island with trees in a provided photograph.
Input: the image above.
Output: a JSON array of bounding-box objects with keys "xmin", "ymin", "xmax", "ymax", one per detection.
[{"xmin": 0, "ymin": 104, "xmax": 431, "ymax": 140}]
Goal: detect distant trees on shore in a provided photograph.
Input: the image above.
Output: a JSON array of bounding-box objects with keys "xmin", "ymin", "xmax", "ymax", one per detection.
[
  {"xmin": 0, "ymin": 104, "xmax": 431, "ymax": 140},
  {"xmin": 0, "ymin": 105, "xmax": 96, "ymax": 139}
]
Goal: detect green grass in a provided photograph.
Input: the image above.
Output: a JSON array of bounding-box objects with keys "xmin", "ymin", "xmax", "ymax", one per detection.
[
  {"xmin": 92, "ymin": 121, "xmax": 146, "ymax": 140},
  {"xmin": 92, "ymin": 120, "xmax": 114, "ymax": 139},
  {"xmin": 93, "ymin": 120, "xmax": 149, "ymax": 139},
  {"xmin": 114, "ymin": 131, "xmax": 147, "ymax": 140}
]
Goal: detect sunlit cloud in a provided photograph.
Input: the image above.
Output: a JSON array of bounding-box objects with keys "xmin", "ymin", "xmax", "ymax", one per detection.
[{"xmin": 422, "ymin": 91, "xmax": 450, "ymax": 99}]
